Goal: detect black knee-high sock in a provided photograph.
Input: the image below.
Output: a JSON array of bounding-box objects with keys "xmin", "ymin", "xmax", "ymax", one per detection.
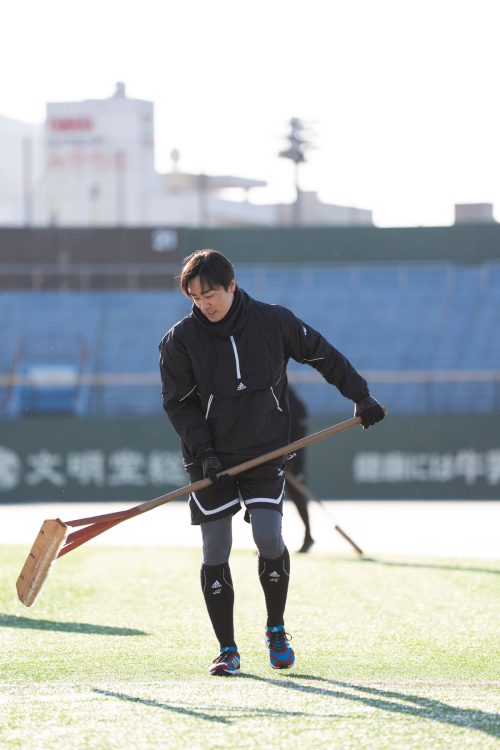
[
  {"xmin": 258, "ymin": 547, "xmax": 290, "ymax": 627},
  {"xmin": 200, "ymin": 562, "xmax": 236, "ymax": 648}
]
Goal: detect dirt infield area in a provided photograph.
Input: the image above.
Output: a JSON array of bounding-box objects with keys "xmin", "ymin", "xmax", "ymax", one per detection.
[{"xmin": 1, "ymin": 499, "xmax": 499, "ymax": 559}]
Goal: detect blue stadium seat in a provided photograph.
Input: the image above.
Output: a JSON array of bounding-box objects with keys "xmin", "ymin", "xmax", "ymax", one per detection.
[{"xmin": 0, "ymin": 262, "xmax": 499, "ymax": 416}]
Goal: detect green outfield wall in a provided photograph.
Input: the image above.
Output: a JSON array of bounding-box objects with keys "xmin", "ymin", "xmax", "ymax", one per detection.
[
  {"xmin": 178, "ymin": 224, "xmax": 500, "ymax": 265},
  {"xmin": 0, "ymin": 415, "xmax": 498, "ymax": 502}
]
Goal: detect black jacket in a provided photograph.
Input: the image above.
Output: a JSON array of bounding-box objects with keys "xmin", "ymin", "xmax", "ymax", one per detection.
[
  {"xmin": 159, "ymin": 288, "xmax": 369, "ymax": 467},
  {"xmin": 287, "ymin": 387, "xmax": 309, "ymax": 476}
]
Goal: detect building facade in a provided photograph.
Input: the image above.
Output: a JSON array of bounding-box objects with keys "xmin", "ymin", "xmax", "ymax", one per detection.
[
  {"xmin": 1, "ymin": 84, "xmax": 373, "ymax": 227},
  {"xmin": 45, "ymin": 83, "xmax": 155, "ymax": 226}
]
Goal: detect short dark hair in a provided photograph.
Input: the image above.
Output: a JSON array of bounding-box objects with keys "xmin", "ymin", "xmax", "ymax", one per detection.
[{"xmin": 179, "ymin": 249, "xmax": 235, "ymax": 295}]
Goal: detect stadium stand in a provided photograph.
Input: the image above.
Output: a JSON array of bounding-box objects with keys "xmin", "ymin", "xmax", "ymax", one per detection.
[{"xmin": 0, "ymin": 262, "xmax": 499, "ymax": 416}]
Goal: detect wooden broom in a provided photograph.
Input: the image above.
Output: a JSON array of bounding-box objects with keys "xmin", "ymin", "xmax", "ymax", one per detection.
[{"xmin": 16, "ymin": 409, "xmax": 386, "ymax": 606}]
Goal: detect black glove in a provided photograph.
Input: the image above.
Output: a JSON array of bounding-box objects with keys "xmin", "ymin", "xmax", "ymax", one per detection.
[
  {"xmin": 199, "ymin": 451, "xmax": 233, "ymax": 487},
  {"xmin": 354, "ymin": 395, "xmax": 385, "ymax": 430},
  {"xmin": 201, "ymin": 454, "xmax": 224, "ymax": 482}
]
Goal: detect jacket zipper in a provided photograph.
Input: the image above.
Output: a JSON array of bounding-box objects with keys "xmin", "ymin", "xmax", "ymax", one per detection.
[
  {"xmin": 270, "ymin": 386, "xmax": 283, "ymax": 412},
  {"xmin": 205, "ymin": 393, "xmax": 214, "ymax": 419},
  {"xmin": 231, "ymin": 335, "xmax": 281, "ymax": 411},
  {"xmin": 230, "ymin": 336, "xmax": 242, "ymax": 379}
]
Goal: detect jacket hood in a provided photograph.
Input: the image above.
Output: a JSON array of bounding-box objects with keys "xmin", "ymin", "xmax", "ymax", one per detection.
[{"xmin": 191, "ymin": 286, "xmax": 251, "ymax": 338}]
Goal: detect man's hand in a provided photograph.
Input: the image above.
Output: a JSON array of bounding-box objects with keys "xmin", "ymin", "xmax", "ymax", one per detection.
[
  {"xmin": 354, "ymin": 395, "xmax": 385, "ymax": 429},
  {"xmin": 199, "ymin": 452, "xmax": 233, "ymax": 488},
  {"xmin": 201, "ymin": 454, "xmax": 225, "ymax": 482}
]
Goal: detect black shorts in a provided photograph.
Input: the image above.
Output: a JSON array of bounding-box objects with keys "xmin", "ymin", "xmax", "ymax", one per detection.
[{"xmin": 188, "ymin": 461, "xmax": 285, "ymax": 525}]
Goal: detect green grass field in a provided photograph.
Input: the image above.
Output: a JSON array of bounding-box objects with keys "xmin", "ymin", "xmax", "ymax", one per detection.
[{"xmin": 1, "ymin": 544, "xmax": 499, "ymax": 749}]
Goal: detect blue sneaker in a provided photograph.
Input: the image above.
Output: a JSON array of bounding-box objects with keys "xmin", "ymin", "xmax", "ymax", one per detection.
[
  {"xmin": 209, "ymin": 646, "xmax": 241, "ymax": 676},
  {"xmin": 265, "ymin": 625, "xmax": 295, "ymax": 669}
]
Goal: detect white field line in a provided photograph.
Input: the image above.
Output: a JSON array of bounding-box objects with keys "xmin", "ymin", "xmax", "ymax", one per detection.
[{"xmin": 1, "ymin": 501, "xmax": 500, "ymax": 559}]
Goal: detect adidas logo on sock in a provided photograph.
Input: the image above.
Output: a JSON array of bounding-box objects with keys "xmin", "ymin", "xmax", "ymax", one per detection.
[
  {"xmin": 236, "ymin": 382, "xmax": 246, "ymax": 391},
  {"xmin": 211, "ymin": 579, "xmax": 222, "ymax": 595},
  {"xmin": 269, "ymin": 571, "xmax": 280, "ymax": 582}
]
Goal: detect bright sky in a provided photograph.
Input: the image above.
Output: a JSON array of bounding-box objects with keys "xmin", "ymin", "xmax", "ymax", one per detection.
[{"xmin": 2, "ymin": 0, "xmax": 499, "ymax": 226}]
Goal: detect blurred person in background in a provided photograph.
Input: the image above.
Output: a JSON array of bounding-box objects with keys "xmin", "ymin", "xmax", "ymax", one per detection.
[
  {"xmin": 286, "ymin": 386, "xmax": 315, "ymax": 553},
  {"xmin": 159, "ymin": 249, "xmax": 385, "ymax": 677}
]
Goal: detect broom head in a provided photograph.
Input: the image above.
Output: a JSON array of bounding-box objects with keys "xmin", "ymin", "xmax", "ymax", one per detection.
[{"xmin": 16, "ymin": 519, "xmax": 68, "ymax": 607}]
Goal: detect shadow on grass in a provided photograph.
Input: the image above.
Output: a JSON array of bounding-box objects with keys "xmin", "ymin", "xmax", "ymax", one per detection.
[
  {"xmin": 356, "ymin": 557, "xmax": 500, "ymax": 576},
  {"xmin": 92, "ymin": 687, "xmax": 335, "ymax": 723},
  {"xmin": 0, "ymin": 614, "xmax": 147, "ymax": 636},
  {"xmin": 241, "ymin": 673, "xmax": 500, "ymax": 740},
  {"xmin": 93, "ymin": 688, "xmax": 230, "ymax": 723}
]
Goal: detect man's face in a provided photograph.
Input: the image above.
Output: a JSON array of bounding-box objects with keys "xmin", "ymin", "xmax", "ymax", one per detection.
[{"xmin": 187, "ymin": 275, "xmax": 236, "ymax": 323}]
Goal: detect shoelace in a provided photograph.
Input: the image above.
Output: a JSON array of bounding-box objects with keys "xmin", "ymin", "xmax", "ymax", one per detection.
[
  {"xmin": 213, "ymin": 649, "xmax": 236, "ymax": 664},
  {"xmin": 268, "ymin": 631, "xmax": 292, "ymax": 653}
]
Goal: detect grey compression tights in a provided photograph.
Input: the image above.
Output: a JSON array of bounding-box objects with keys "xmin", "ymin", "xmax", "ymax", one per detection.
[{"xmin": 201, "ymin": 508, "xmax": 286, "ymax": 565}]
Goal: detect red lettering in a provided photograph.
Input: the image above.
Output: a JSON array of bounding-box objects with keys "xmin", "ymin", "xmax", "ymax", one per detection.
[{"xmin": 50, "ymin": 118, "xmax": 93, "ymax": 132}]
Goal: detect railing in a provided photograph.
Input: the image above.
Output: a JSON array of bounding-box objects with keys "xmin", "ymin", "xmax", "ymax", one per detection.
[
  {"xmin": 290, "ymin": 369, "xmax": 500, "ymax": 384},
  {"xmin": 2, "ymin": 369, "xmax": 500, "ymax": 387},
  {"xmin": 1, "ymin": 369, "xmax": 500, "ymax": 416},
  {"xmin": 0, "ymin": 262, "xmax": 180, "ymax": 290}
]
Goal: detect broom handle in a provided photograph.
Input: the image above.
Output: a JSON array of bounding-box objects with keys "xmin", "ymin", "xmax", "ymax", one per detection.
[
  {"xmin": 284, "ymin": 470, "xmax": 364, "ymax": 555},
  {"xmin": 65, "ymin": 409, "xmax": 387, "ymax": 529}
]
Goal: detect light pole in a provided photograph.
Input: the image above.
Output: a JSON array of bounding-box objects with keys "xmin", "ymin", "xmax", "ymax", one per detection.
[
  {"xmin": 278, "ymin": 117, "xmax": 313, "ymax": 225},
  {"xmin": 22, "ymin": 136, "xmax": 33, "ymax": 226}
]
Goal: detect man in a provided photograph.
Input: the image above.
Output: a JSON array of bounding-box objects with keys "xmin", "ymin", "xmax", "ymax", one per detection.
[
  {"xmin": 286, "ymin": 386, "xmax": 314, "ymax": 553},
  {"xmin": 159, "ymin": 249, "xmax": 385, "ymax": 677}
]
